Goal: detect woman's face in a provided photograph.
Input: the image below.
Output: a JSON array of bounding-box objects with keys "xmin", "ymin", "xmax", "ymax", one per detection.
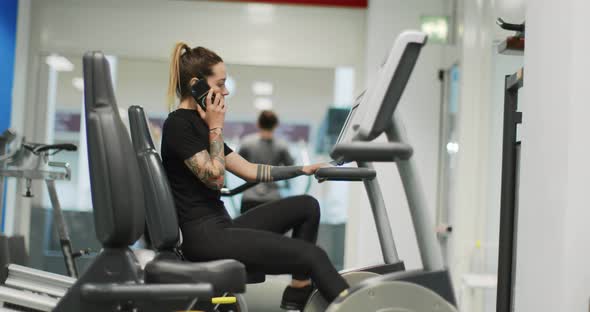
[{"xmin": 206, "ymin": 62, "xmax": 229, "ymax": 97}]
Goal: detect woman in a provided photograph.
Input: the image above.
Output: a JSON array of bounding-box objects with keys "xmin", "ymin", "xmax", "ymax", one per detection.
[{"xmin": 161, "ymin": 42, "xmax": 349, "ymax": 310}]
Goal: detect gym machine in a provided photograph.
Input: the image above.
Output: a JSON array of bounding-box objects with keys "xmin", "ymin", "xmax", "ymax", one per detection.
[
  {"xmin": 0, "ymin": 51, "xmax": 252, "ymax": 312},
  {"xmin": 303, "ymin": 31, "xmax": 458, "ymax": 312},
  {"xmin": 0, "ymin": 132, "xmax": 86, "ymax": 311},
  {"xmin": 0, "ymin": 138, "xmax": 87, "ymax": 277},
  {"xmin": 47, "ymin": 50, "xmax": 249, "ymax": 312}
]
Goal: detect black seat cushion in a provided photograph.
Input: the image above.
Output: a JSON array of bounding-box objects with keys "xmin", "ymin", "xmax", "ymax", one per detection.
[
  {"xmin": 144, "ymin": 259, "xmax": 246, "ymax": 294},
  {"xmin": 246, "ymin": 271, "xmax": 266, "ymax": 284}
]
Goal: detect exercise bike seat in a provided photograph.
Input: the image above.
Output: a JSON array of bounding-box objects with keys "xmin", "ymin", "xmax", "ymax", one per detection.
[
  {"xmin": 128, "ymin": 105, "xmax": 267, "ymax": 287},
  {"xmin": 144, "ymin": 258, "xmax": 246, "ymax": 294}
]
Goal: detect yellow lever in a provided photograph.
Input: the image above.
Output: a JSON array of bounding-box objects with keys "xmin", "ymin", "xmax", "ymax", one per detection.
[
  {"xmin": 212, "ymin": 296, "xmax": 237, "ymax": 304},
  {"xmin": 175, "ymin": 296, "xmax": 237, "ymax": 311}
]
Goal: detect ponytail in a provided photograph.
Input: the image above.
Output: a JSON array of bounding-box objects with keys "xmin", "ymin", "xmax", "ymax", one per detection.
[{"xmin": 167, "ymin": 42, "xmax": 190, "ymax": 111}]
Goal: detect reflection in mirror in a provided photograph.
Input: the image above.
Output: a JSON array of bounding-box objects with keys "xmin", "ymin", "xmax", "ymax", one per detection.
[{"xmin": 31, "ymin": 52, "xmax": 356, "ymax": 273}]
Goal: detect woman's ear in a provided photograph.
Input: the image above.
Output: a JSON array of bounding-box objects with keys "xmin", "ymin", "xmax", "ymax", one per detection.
[{"xmin": 189, "ymin": 77, "xmax": 198, "ymax": 86}]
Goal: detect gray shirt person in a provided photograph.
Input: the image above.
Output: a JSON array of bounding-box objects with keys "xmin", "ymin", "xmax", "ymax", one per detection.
[{"xmin": 238, "ymin": 110, "xmax": 295, "ymax": 212}]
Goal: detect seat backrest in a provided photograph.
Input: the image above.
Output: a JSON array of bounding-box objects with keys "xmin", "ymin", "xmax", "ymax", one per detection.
[
  {"xmin": 128, "ymin": 106, "xmax": 180, "ymax": 251},
  {"xmin": 83, "ymin": 51, "xmax": 145, "ymax": 248}
]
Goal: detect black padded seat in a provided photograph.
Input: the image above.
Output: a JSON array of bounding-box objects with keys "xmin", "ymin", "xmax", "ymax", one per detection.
[
  {"xmin": 59, "ymin": 51, "xmax": 228, "ymax": 311},
  {"xmin": 145, "ymin": 259, "xmax": 246, "ymax": 293},
  {"xmin": 127, "ymin": 105, "xmax": 249, "ymax": 292}
]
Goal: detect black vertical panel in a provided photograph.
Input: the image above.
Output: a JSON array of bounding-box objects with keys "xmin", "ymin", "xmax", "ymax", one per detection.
[{"xmin": 497, "ymin": 72, "xmax": 523, "ymax": 312}]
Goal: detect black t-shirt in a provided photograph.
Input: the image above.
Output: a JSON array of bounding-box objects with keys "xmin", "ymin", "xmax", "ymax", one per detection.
[{"xmin": 161, "ymin": 109, "xmax": 233, "ymax": 225}]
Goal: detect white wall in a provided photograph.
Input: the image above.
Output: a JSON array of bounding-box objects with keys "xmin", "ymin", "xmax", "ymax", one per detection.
[
  {"xmin": 30, "ymin": 0, "xmax": 365, "ymax": 68},
  {"xmin": 22, "ymin": 0, "xmax": 367, "ymax": 140},
  {"xmin": 345, "ymin": 0, "xmax": 447, "ymax": 270},
  {"xmin": 515, "ymin": 0, "xmax": 590, "ymax": 310}
]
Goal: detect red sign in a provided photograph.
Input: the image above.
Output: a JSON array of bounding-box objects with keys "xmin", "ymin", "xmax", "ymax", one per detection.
[{"xmin": 220, "ymin": 0, "xmax": 367, "ymax": 8}]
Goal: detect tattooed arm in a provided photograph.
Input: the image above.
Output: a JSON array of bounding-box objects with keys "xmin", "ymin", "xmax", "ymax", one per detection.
[
  {"xmin": 184, "ymin": 128, "xmax": 226, "ymax": 190},
  {"xmin": 225, "ymin": 152, "xmax": 325, "ymax": 183}
]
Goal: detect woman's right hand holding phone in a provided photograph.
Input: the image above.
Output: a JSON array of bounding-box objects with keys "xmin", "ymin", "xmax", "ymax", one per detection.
[{"xmin": 197, "ymin": 89, "xmax": 226, "ymax": 130}]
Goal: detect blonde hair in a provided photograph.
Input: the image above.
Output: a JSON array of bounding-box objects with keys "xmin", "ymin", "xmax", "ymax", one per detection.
[
  {"xmin": 166, "ymin": 42, "xmax": 223, "ymax": 112},
  {"xmin": 167, "ymin": 42, "xmax": 190, "ymax": 111}
]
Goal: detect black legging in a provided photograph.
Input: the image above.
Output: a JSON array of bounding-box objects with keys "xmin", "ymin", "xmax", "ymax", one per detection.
[
  {"xmin": 181, "ymin": 195, "xmax": 349, "ymax": 302},
  {"xmin": 240, "ymin": 199, "xmax": 267, "ymax": 214}
]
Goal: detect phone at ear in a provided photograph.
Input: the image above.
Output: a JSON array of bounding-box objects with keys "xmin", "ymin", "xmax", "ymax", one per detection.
[{"xmin": 191, "ymin": 79, "xmax": 214, "ymax": 111}]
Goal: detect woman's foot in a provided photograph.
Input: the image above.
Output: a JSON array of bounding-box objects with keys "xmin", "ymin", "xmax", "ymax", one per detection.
[{"xmin": 280, "ymin": 285, "xmax": 314, "ymax": 310}]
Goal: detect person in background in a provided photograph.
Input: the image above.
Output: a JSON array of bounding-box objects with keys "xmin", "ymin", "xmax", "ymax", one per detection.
[{"xmin": 238, "ymin": 110, "xmax": 295, "ymax": 213}]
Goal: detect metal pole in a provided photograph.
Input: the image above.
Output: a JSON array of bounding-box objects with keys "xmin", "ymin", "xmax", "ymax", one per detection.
[
  {"xmin": 45, "ymin": 179, "xmax": 78, "ymax": 278},
  {"xmin": 0, "ymin": 176, "xmax": 5, "ymax": 233},
  {"xmin": 358, "ymin": 161, "xmax": 400, "ymax": 264},
  {"xmin": 496, "ymin": 70, "xmax": 523, "ymax": 312},
  {"xmin": 435, "ymin": 68, "xmax": 452, "ymax": 264},
  {"xmin": 385, "ymin": 114, "xmax": 445, "ymax": 271},
  {"xmin": 0, "ymin": 137, "xmax": 8, "ymax": 232}
]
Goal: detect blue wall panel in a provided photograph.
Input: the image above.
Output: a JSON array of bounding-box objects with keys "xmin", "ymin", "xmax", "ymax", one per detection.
[{"xmin": 0, "ymin": 0, "xmax": 18, "ymax": 232}]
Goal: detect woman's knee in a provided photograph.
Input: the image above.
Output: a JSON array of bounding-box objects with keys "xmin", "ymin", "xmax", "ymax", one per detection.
[
  {"xmin": 293, "ymin": 195, "xmax": 321, "ymax": 222},
  {"xmin": 300, "ymin": 244, "xmax": 329, "ymax": 266}
]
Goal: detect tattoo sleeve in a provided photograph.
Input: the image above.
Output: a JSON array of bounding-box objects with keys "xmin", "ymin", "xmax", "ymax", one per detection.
[
  {"xmin": 255, "ymin": 165, "xmax": 304, "ymax": 182},
  {"xmin": 183, "ymin": 128, "xmax": 226, "ymax": 190}
]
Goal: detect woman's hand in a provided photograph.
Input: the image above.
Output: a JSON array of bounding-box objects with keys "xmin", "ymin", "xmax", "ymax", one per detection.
[
  {"xmin": 196, "ymin": 89, "xmax": 226, "ymax": 129},
  {"xmin": 301, "ymin": 163, "xmax": 329, "ymax": 175}
]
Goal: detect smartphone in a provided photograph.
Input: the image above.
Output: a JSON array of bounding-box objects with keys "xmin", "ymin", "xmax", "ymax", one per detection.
[{"xmin": 191, "ymin": 79, "xmax": 214, "ymax": 111}]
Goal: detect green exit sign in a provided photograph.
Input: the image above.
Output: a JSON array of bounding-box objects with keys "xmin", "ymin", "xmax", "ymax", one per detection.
[{"xmin": 421, "ymin": 15, "xmax": 450, "ymax": 44}]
